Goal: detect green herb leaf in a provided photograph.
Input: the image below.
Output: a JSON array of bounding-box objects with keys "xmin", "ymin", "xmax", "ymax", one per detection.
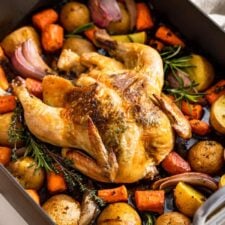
[
  {"xmin": 65, "ymin": 22, "xmax": 94, "ymax": 38},
  {"xmin": 142, "ymin": 212, "xmax": 155, "ymax": 225}
]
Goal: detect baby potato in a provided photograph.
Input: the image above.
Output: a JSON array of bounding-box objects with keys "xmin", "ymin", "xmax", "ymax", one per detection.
[
  {"xmin": 42, "ymin": 194, "xmax": 81, "ymax": 225},
  {"xmin": 155, "ymin": 211, "xmax": 191, "ymax": 225},
  {"xmin": 187, "ymin": 54, "xmax": 215, "ymax": 91},
  {"xmin": 60, "ymin": 2, "xmax": 90, "ymax": 32},
  {"xmin": 7, "ymin": 156, "xmax": 45, "ymax": 190},
  {"xmin": 107, "ymin": 3, "xmax": 130, "ymax": 35},
  {"xmin": 188, "ymin": 140, "xmax": 224, "ymax": 175},
  {"xmin": 97, "ymin": 202, "xmax": 141, "ymax": 225},
  {"xmin": 63, "ymin": 37, "xmax": 96, "ymax": 55},
  {"xmin": 1, "ymin": 26, "xmax": 41, "ymax": 56},
  {"xmin": 210, "ymin": 94, "xmax": 225, "ymax": 134}
]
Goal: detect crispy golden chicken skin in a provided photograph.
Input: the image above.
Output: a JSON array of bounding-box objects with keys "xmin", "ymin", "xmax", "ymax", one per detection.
[{"xmin": 12, "ymin": 30, "xmax": 191, "ymax": 183}]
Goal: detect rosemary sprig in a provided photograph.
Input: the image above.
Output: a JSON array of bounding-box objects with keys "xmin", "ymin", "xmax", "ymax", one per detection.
[
  {"xmin": 65, "ymin": 22, "xmax": 94, "ymax": 38},
  {"xmin": 160, "ymin": 46, "xmax": 194, "ymax": 74},
  {"xmin": 165, "ymin": 81, "xmax": 205, "ymax": 103}
]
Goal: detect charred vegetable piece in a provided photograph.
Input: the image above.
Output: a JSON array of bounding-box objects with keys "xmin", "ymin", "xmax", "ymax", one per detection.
[{"xmin": 206, "ymin": 80, "xmax": 225, "ymax": 104}]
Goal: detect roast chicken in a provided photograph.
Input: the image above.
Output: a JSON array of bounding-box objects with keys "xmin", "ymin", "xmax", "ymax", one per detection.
[{"xmin": 12, "ymin": 30, "xmax": 191, "ymax": 183}]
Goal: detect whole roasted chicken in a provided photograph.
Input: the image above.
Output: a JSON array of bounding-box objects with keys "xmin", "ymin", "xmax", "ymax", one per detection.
[{"xmin": 12, "ymin": 31, "xmax": 191, "ymax": 183}]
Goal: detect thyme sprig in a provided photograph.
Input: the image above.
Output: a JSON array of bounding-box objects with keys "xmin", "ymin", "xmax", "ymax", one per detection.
[
  {"xmin": 8, "ymin": 103, "xmax": 105, "ymax": 207},
  {"xmin": 161, "ymin": 46, "xmax": 193, "ymax": 75}
]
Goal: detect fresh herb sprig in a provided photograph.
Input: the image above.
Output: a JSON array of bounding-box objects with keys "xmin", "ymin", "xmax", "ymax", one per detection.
[
  {"xmin": 161, "ymin": 46, "xmax": 193, "ymax": 75},
  {"xmin": 161, "ymin": 46, "xmax": 204, "ymax": 103},
  {"xmin": 8, "ymin": 103, "xmax": 105, "ymax": 207},
  {"xmin": 142, "ymin": 212, "xmax": 155, "ymax": 225},
  {"xmin": 65, "ymin": 22, "xmax": 94, "ymax": 38}
]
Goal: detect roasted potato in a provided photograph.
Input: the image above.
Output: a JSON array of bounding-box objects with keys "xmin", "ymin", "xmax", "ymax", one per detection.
[
  {"xmin": 187, "ymin": 54, "xmax": 215, "ymax": 91},
  {"xmin": 155, "ymin": 211, "xmax": 191, "ymax": 225},
  {"xmin": 60, "ymin": 2, "xmax": 90, "ymax": 32},
  {"xmin": 63, "ymin": 37, "xmax": 96, "ymax": 55},
  {"xmin": 1, "ymin": 26, "xmax": 41, "ymax": 56},
  {"xmin": 7, "ymin": 156, "xmax": 45, "ymax": 190},
  {"xmin": 0, "ymin": 112, "xmax": 13, "ymax": 146},
  {"xmin": 188, "ymin": 140, "xmax": 224, "ymax": 175},
  {"xmin": 210, "ymin": 94, "xmax": 225, "ymax": 134},
  {"xmin": 42, "ymin": 194, "xmax": 81, "ymax": 225},
  {"xmin": 174, "ymin": 182, "xmax": 206, "ymax": 217},
  {"xmin": 107, "ymin": 3, "xmax": 130, "ymax": 35},
  {"xmin": 97, "ymin": 202, "xmax": 141, "ymax": 225}
]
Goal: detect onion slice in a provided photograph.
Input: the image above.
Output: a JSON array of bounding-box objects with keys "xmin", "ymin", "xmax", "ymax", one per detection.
[
  {"xmin": 124, "ymin": 0, "xmax": 137, "ymax": 30},
  {"xmin": 152, "ymin": 172, "xmax": 218, "ymax": 191},
  {"xmin": 22, "ymin": 39, "xmax": 52, "ymax": 74},
  {"xmin": 88, "ymin": 0, "xmax": 122, "ymax": 28},
  {"xmin": 11, "ymin": 46, "xmax": 45, "ymax": 80}
]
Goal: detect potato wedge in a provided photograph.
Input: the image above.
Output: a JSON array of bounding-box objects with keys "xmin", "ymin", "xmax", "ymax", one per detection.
[
  {"xmin": 174, "ymin": 182, "xmax": 206, "ymax": 217},
  {"xmin": 210, "ymin": 94, "xmax": 225, "ymax": 134},
  {"xmin": 0, "ymin": 112, "xmax": 13, "ymax": 146},
  {"xmin": 187, "ymin": 54, "xmax": 215, "ymax": 91},
  {"xmin": 1, "ymin": 26, "xmax": 41, "ymax": 56}
]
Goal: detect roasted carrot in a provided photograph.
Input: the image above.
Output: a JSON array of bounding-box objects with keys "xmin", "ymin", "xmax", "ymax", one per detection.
[
  {"xmin": 181, "ymin": 101, "xmax": 203, "ymax": 120},
  {"xmin": 162, "ymin": 151, "xmax": 191, "ymax": 175},
  {"xmin": 26, "ymin": 78, "xmax": 43, "ymax": 98},
  {"xmin": 25, "ymin": 189, "xmax": 40, "ymax": 205},
  {"xmin": 189, "ymin": 119, "xmax": 211, "ymax": 136},
  {"xmin": 149, "ymin": 39, "xmax": 164, "ymax": 52},
  {"xmin": 84, "ymin": 27, "xmax": 97, "ymax": 42},
  {"xmin": 135, "ymin": 190, "xmax": 165, "ymax": 214},
  {"xmin": 42, "ymin": 24, "xmax": 64, "ymax": 52},
  {"xmin": 136, "ymin": 3, "xmax": 154, "ymax": 31},
  {"xmin": 155, "ymin": 25, "xmax": 185, "ymax": 47},
  {"xmin": 0, "ymin": 147, "xmax": 11, "ymax": 165},
  {"xmin": 32, "ymin": 9, "xmax": 58, "ymax": 31},
  {"xmin": 0, "ymin": 66, "xmax": 9, "ymax": 90},
  {"xmin": 0, "ymin": 95, "xmax": 16, "ymax": 114},
  {"xmin": 205, "ymin": 80, "xmax": 225, "ymax": 104},
  {"xmin": 47, "ymin": 170, "xmax": 67, "ymax": 194},
  {"xmin": 98, "ymin": 185, "xmax": 128, "ymax": 203}
]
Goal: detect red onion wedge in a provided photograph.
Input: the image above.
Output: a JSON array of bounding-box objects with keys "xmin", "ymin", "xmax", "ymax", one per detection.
[
  {"xmin": 152, "ymin": 172, "xmax": 218, "ymax": 191},
  {"xmin": 11, "ymin": 46, "xmax": 45, "ymax": 80},
  {"xmin": 11, "ymin": 40, "xmax": 52, "ymax": 80},
  {"xmin": 22, "ymin": 39, "xmax": 52, "ymax": 74},
  {"xmin": 88, "ymin": 0, "xmax": 122, "ymax": 28}
]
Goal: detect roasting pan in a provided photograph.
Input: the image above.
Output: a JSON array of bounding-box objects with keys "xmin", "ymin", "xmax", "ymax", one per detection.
[{"xmin": 0, "ymin": 0, "xmax": 225, "ymax": 224}]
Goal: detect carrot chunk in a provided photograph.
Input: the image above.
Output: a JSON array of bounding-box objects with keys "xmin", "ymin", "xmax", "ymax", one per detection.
[
  {"xmin": 205, "ymin": 80, "xmax": 225, "ymax": 104},
  {"xmin": 0, "ymin": 95, "xmax": 16, "ymax": 114},
  {"xmin": 98, "ymin": 185, "xmax": 128, "ymax": 203},
  {"xmin": 42, "ymin": 24, "xmax": 64, "ymax": 52},
  {"xmin": 189, "ymin": 119, "xmax": 211, "ymax": 136},
  {"xmin": 84, "ymin": 27, "xmax": 97, "ymax": 42},
  {"xmin": 0, "ymin": 147, "xmax": 11, "ymax": 165},
  {"xmin": 162, "ymin": 151, "xmax": 191, "ymax": 175},
  {"xmin": 26, "ymin": 78, "xmax": 43, "ymax": 98},
  {"xmin": 155, "ymin": 25, "xmax": 185, "ymax": 47},
  {"xmin": 0, "ymin": 66, "xmax": 9, "ymax": 90},
  {"xmin": 181, "ymin": 101, "xmax": 203, "ymax": 120},
  {"xmin": 135, "ymin": 190, "xmax": 165, "ymax": 214},
  {"xmin": 47, "ymin": 170, "xmax": 67, "ymax": 194},
  {"xmin": 32, "ymin": 9, "xmax": 58, "ymax": 31},
  {"xmin": 136, "ymin": 3, "xmax": 154, "ymax": 31}
]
